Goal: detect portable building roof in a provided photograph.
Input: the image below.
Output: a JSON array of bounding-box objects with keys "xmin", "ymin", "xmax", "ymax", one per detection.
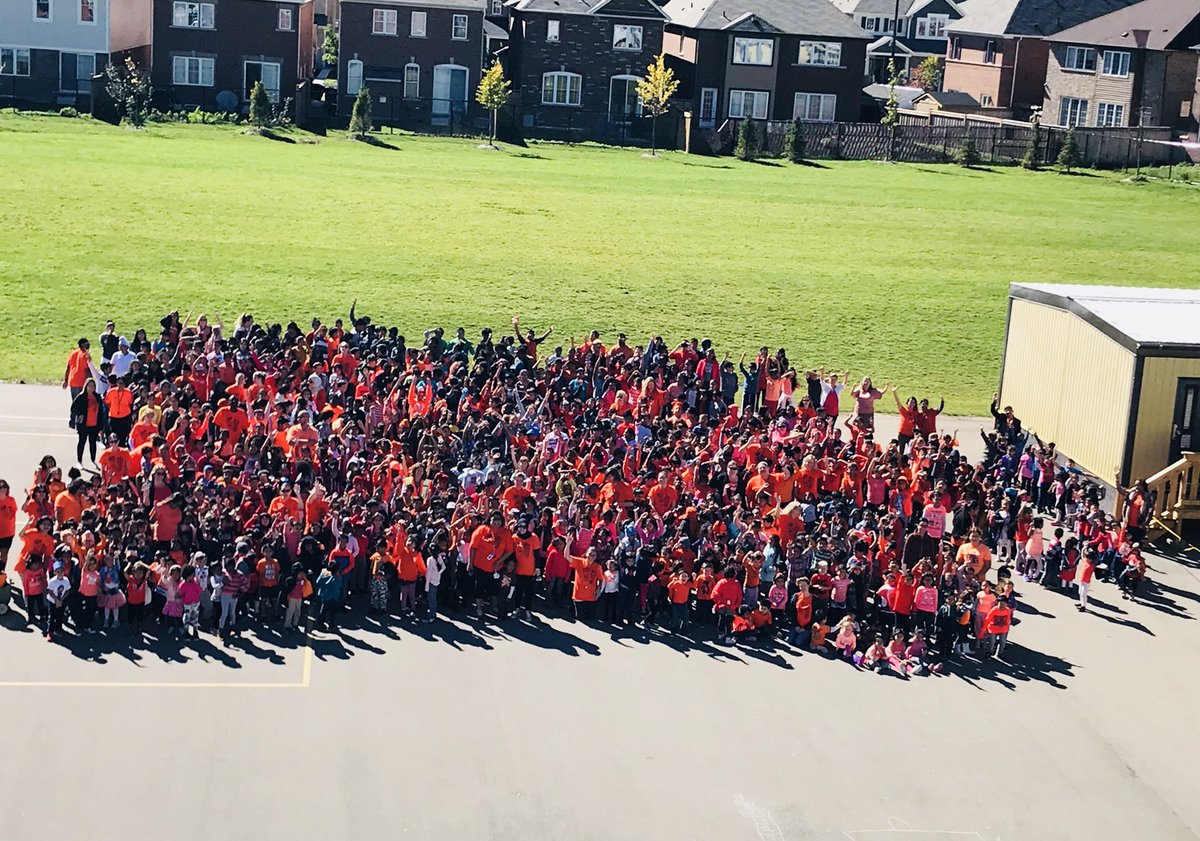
[{"xmin": 1010, "ymin": 283, "xmax": 1200, "ymax": 354}]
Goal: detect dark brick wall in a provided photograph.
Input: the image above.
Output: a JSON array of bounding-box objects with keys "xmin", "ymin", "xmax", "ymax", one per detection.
[
  {"xmin": 150, "ymin": 0, "xmax": 309, "ymax": 108},
  {"xmin": 509, "ymin": 5, "xmax": 665, "ymax": 120},
  {"xmin": 339, "ymin": 2, "xmax": 484, "ymax": 110}
]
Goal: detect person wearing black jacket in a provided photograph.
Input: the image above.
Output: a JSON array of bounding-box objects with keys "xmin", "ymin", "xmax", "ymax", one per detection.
[
  {"xmin": 990, "ymin": 393, "xmax": 1024, "ymax": 446},
  {"xmin": 69, "ymin": 379, "xmax": 105, "ymax": 465}
]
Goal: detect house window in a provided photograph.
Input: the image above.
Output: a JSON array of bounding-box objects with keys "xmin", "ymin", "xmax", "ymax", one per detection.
[
  {"xmin": 732, "ymin": 37, "xmax": 772, "ymax": 66},
  {"xmin": 984, "ymin": 40, "xmax": 996, "ymax": 64},
  {"xmin": 915, "ymin": 14, "xmax": 948, "ymax": 38},
  {"xmin": 1, "ymin": 47, "xmax": 32, "ymax": 76},
  {"xmin": 541, "ymin": 71, "xmax": 580, "ymax": 105},
  {"xmin": 79, "ymin": 0, "xmax": 95, "ymax": 23},
  {"xmin": 411, "ymin": 10, "xmax": 426, "ymax": 36},
  {"xmin": 609, "ymin": 75, "xmax": 641, "ymax": 122},
  {"xmin": 278, "ymin": 8, "xmax": 293, "ymax": 31},
  {"xmin": 1058, "ymin": 96, "xmax": 1088, "ymax": 127},
  {"xmin": 372, "ymin": 8, "xmax": 397, "ymax": 34},
  {"xmin": 346, "ymin": 58, "xmax": 363, "ymax": 94},
  {"xmin": 490, "ymin": 0, "xmax": 502, "ymax": 13},
  {"xmin": 860, "ymin": 16, "xmax": 877, "ymax": 33},
  {"xmin": 1101, "ymin": 50, "xmax": 1129, "ymax": 78},
  {"xmin": 245, "ymin": 60, "xmax": 280, "ymax": 103},
  {"xmin": 404, "ymin": 62, "xmax": 419, "ymax": 98},
  {"xmin": 699, "ymin": 87, "xmax": 717, "ymax": 127},
  {"xmin": 980, "ymin": 94, "xmax": 993, "ymax": 107},
  {"xmin": 1095, "ymin": 101, "xmax": 1125, "ymax": 127},
  {"xmin": 546, "ymin": 19, "xmax": 559, "ymax": 41},
  {"xmin": 613, "ymin": 24, "xmax": 642, "ymax": 51},
  {"xmin": 173, "ymin": 2, "xmax": 215, "ymax": 29},
  {"xmin": 35, "ymin": 0, "xmax": 51, "ymax": 20},
  {"xmin": 728, "ymin": 89, "xmax": 768, "ymax": 119},
  {"xmin": 950, "ymin": 36, "xmax": 961, "ymax": 60},
  {"xmin": 1064, "ymin": 46, "xmax": 1095, "ymax": 72},
  {"xmin": 172, "ymin": 55, "xmax": 214, "ymax": 86},
  {"xmin": 452, "ymin": 14, "xmax": 468, "ymax": 40},
  {"xmin": 797, "ymin": 41, "xmax": 841, "ymax": 66},
  {"xmin": 794, "ymin": 91, "xmax": 836, "ymax": 122},
  {"xmin": 60, "ymin": 52, "xmax": 94, "ymax": 92}
]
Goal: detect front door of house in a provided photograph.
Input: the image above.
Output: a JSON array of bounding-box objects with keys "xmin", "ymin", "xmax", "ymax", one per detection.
[
  {"xmin": 244, "ymin": 61, "xmax": 281, "ymax": 104},
  {"xmin": 1170, "ymin": 378, "xmax": 1200, "ymax": 462},
  {"xmin": 432, "ymin": 64, "xmax": 467, "ymax": 120}
]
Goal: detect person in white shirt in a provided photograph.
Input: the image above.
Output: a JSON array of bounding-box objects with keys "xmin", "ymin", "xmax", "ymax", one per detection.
[
  {"xmin": 45, "ymin": 562, "xmax": 72, "ymax": 639},
  {"xmin": 110, "ymin": 337, "xmax": 136, "ymax": 379}
]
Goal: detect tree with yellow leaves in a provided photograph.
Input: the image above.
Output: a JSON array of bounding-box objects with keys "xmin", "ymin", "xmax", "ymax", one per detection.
[{"xmin": 635, "ymin": 53, "xmax": 679, "ymax": 157}]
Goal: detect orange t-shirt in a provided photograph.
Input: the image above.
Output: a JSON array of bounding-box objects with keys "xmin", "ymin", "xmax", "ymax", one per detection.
[
  {"xmin": 0, "ymin": 496, "xmax": 16, "ymax": 540},
  {"xmin": 512, "ymin": 534, "xmax": 541, "ymax": 577},
  {"xmin": 66, "ymin": 348, "xmax": 90, "ymax": 388}
]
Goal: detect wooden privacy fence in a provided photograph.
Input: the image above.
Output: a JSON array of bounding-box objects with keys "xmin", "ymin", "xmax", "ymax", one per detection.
[{"xmin": 711, "ymin": 119, "xmax": 1187, "ymax": 169}]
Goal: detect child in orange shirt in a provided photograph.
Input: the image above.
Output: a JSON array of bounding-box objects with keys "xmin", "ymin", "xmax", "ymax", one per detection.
[{"xmin": 667, "ymin": 570, "xmax": 695, "ymax": 632}]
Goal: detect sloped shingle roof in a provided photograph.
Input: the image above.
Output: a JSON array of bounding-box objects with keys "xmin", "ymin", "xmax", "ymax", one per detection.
[
  {"xmin": 1045, "ymin": 0, "xmax": 1200, "ymax": 50},
  {"xmin": 664, "ymin": 0, "xmax": 870, "ymax": 38},
  {"xmin": 947, "ymin": 0, "xmax": 1141, "ymax": 38}
]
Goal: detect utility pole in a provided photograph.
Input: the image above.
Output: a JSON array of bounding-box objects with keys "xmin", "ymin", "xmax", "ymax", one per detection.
[{"xmin": 888, "ymin": 0, "xmax": 902, "ymax": 76}]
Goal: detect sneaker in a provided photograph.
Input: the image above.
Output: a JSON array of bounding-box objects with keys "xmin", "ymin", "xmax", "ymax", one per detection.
[{"xmin": 45, "ymin": 633, "xmax": 53, "ymax": 641}]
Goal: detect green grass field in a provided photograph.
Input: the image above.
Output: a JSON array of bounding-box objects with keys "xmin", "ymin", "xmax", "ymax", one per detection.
[{"xmin": 2, "ymin": 113, "xmax": 1197, "ymax": 412}]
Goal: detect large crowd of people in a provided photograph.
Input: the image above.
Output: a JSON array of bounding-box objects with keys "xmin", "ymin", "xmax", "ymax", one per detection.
[{"xmin": 0, "ymin": 308, "xmax": 1155, "ymax": 678}]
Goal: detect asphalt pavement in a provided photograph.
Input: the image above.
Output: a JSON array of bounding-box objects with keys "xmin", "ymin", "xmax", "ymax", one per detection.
[{"xmin": 1, "ymin": 384, "xmax": 1198, "ymax": 841}]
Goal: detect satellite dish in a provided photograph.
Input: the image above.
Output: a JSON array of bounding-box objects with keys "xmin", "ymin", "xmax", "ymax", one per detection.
[{"xmin": 215, "ymin": 89, "xmax": 239, "ymax": 112}]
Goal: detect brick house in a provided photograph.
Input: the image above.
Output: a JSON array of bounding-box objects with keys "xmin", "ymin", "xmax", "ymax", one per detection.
[
  {"xmin": 0, "ymin": 0, "xmax": 153, "ymax": 108},
  {"xmin": 661, "ymin": 0, "xmax": 870, "ymax": 127},
  {"xmin": 506, "ymin": 0, "xmax": 667, "ymax": 138},
  {"xmin": 1042, "ymin": 0, "xmax": 1200, "ymax": 131},
  {"xmin": 149, "ymin": 0, "xmax": 314, "ymax": 111},
  {"xmin": 339, "ymin": 0, "xmax": 487, "ymax": 125},
  {"xmin": 943, "ymin": 0, "xmax": 1138, "ymax": 118},
  {"xmin": 832, "ymin": 0, "xmax": 963, "ymax": 84}
]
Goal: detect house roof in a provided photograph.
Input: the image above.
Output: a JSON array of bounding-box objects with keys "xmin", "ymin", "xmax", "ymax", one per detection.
[
  {"xmin": 947, "ymin": 0, "xmax": 1140, "ymax": 39},
  {"xmin": 343, "ymin": 0, "xmax": 484, "ymax": 9},
  {"xmin": 863, "ymin": 81, "xmax": 924, "ymax": 107},
  {"xmin": 1010, "ymin": 283, "xmax": 1200, "ymax": 350},
  {"xmin": 830, "ymin": 0, "xmax": 907, "ymax": 15},
  {"xmin": 867, "ymin": 34, "xmax": 917, "ymax": 54},
  {"xmin": 1045, "ymin": 0, "xmax": 1200, "ymax": 50},
  {"xmin": 664, "ymin": 0, "xmax": 871, "ymax": 37},
  {"xmin": 509, "ymin": 0, "xmax": 665, "ymax": 16},
  {"xmin": 913, "ymin": 89, "xmax": 979, "ymax": 106}
]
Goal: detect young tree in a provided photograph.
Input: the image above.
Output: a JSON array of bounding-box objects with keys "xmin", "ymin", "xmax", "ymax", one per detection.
[
  {"xmin": 322, "ymin": 27, "xmax": 339, "ymax": 67},
  {"xmin": 1021, "ymin": 120, "xmax": 1042, "ymax": 170},
  {"xmin": 954, "ymin": 134, "xmax": 981, "ymax": 167},
  {"xmin": 635, "ymin": 53, "xmax": 680, "ymax": 157},
  {"xmin": 911, "ymin": 56, "xmax": 942, "ymax": 91},
  {"xmin": 1056, "ymin": 128, "xmax": 1081, "ymax": 172},
  {"xmin": 880, "ymin": 59, "xmax": 900, "ymax": 161},
  {"xmin": 784, "ymin": 118, "xmax": 806, "ymax": 163},
  {"xmin": 734, "ymin": 117, "xmax": 759, "ymax": 161},
  {"xmin": 349, "ymin": 86, "xmax": 373, "ymax": 139},
  {"xmin": 104, "ymin": 55, "xmax": 153, "ymax": 127},
  {"xmin": 474, "ymin": 59, "xmax": 512, "ymax": 146},
  {"xmin": 249, "ymin": 80, "xmax": 271, "ymax": 129}
]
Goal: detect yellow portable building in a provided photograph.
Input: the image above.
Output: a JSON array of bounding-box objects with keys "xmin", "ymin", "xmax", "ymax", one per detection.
[{"xmin": 999, "ymin": 283, "xmax": 1200, "ymax": 487}]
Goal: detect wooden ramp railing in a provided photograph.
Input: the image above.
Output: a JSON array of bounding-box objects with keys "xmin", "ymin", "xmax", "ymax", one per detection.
[{"xmin": 1119, "ymin": 452, "xmax": 1200, "ymax": 541}]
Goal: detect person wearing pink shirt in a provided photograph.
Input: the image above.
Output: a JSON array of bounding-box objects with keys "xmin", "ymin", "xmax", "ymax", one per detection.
[
  {"xmin": 912, "ymin": 573, "xmax": 939, "ymax": 635},
  {"xmin": 179, "ymin": 565, "xmax": 203, "ymax": 638}
]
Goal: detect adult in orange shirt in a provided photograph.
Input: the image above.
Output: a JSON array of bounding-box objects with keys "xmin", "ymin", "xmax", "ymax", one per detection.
[
  {"xmin": 285, "ymin": 414, "xmax": 319, "ymax": 462},
  {"xmin": 213, "ymin": 398, "xmax": 250, "ymax": 446},
  {"xmin": 468, "ymin": 512, "xmax": 514, "ymax": 618},
  {"xmin": 599, "ymin": 467, "xmax": 634, "ymax": 512},
  {"xmin": 62, "ymin": 338, "xmax": 92, "ymax": 399},
  {"xmin": 511, "ymin": 519, "xmax": 542, "ymax": 620},
  {"xmin": 0, "ymin": 479, "xmax": 16, "ymax": 571},
  {"xmin": 104, "ymin": 377, "xmax": 135, "ymax": 444},
  {"xmin": 956, "ymin": 529, "xmax": 993, "ymax": 581},
  {"xmin": 54, "ymin": 480, "xmax": 85, "ymax": 526},
  {"xmin": 647, "ymin": 472, "xmax": 678, "ymax": 516},
  {"xmin": 97, "ymin": 437, "xmax": 133, "ymax": 484},
  {"xmin": 570, "ymin": 548, "xmax": 604, "ymax": 620}
]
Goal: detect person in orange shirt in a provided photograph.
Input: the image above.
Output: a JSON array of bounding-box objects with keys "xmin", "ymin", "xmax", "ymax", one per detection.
[
  {"xmin": 212, "ymin": 398, "xmax": 250, "ymax": 447},
  {"xmin": 54, "ymin": 480, "xmax": 85, "ymax": 526},
  {"xmin": 468, "ymin": 512, "xmax": 514, "ymax": 619},
  {"xmin": 395, "ymin": 535, "xmax": 427, "ymax": 617},
  {"xmin": 104, "ymin": 376, "xmax": 135, "ymax": 444},
  {"xmin": 0, "ymin": 479, "xmax": 16, "ymax": 572},
  {"xmin": 511, "ymin": 518, "xmax": 541, "ymax": 620},
  {"xmin": 62, "ymin": 337, "xmax": 91, "ymax": 399},
  {"xmin": 98, "ymin": 437, "xmax": 133, "ymax": 485},
  {"xmin": 570, "ymin": 547, "xmax": 604, "ymax": 620},
  {"xmin": 285, "ymin": 414, "xmax": 319, "ymax": 462},
  {"xmin": 667, "ymin": 569, "xmax": 695, "ymax": 631}
]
